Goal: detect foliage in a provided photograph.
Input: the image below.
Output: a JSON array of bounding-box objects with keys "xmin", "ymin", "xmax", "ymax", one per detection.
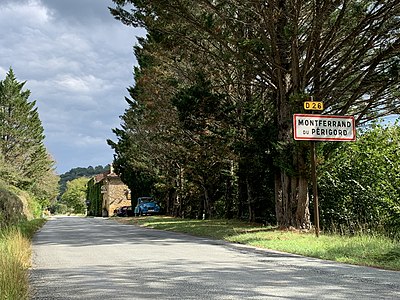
[
  {"xmin": 60, "ymin": 177, "xmax": 89, "ymax": 214},
  {"xmin": 0, "ymin": 68, "xmax": 59, "ymax": 222},
  {"xmin": 108, "ymin": 34, "xmax": 276, "ymax": 222},
  {"xmin": 319, "ymin": 121, "xmax": 400, "ymax": 237},
  {"xmin": 0, "ymin": 179, "xmax": 45, "ymax": 229},
  {"xmin": 50, "ymin": 202, "xmax": 69, "ymax": 215},
  {"xmin": 0, "ymin": 181, "xmax": 26, "ymax": 229},
  {"xmin": 16, "ymin": 218, "xmax": 46, "ymax": 237},
  {"xmin": 59, "ymin": 165, "xmax": 109, "ymax": 195},
  {"xmin": 110, "ymin": 1, "xmax": 400, "ymax": 228},
  {"xmin": 86, "ymin": 177, "xmax": 103, "ymax": 217}
]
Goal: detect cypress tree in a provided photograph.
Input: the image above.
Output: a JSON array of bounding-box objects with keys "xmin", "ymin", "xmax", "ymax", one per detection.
[{"xmin": 0, "ymin": 68, "xmax": 56, "ymax": 197}]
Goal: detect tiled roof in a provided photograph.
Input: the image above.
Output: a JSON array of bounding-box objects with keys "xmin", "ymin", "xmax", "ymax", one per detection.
[{"xmin": 94, "ymin": 169, "xmax": 120, "ymax": 183}]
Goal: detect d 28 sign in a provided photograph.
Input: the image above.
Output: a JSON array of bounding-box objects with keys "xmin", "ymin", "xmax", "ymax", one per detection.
[{"xmin": 293, "ymin": 114, "xmax": 356, "ymax": 141}]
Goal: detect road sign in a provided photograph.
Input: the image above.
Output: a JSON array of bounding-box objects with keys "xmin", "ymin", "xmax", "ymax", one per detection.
[
  {"xmin": 304, "ymin": 101, "xmax": 324, "ymax": 110},
  {"xmin": 293, "ymin": 114, "xmax": 356, "ymax": 141}
]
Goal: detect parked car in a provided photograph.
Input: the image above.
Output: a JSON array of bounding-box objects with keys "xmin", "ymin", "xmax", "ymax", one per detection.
[
  {"xmin": 134, "ymin": 197, "xmax": 161, "ymax": 216},
  {"xmin": 115, "ymin": 206, "xmax": 133, "ymax": 217}
]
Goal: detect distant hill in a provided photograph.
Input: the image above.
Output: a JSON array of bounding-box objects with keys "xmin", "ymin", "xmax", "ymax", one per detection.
[{"xmin": 59, "ymin": 165, "xmax": 110, "ymax": 195}]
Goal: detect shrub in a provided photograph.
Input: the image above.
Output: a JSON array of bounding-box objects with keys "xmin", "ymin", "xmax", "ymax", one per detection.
[{"xmin": 319, "ymin": 122, "xmax": 400, "ymax": 238}]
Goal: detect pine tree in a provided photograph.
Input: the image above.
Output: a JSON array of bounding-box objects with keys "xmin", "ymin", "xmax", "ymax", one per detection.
[{"xmin": 0, "ymin": 68, "xmax": 57, "ymax": 200}]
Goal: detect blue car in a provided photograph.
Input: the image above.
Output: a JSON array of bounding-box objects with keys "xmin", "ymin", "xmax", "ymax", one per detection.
[{"xmin": 134, "ymin": 197, "xmax": 161, "ymax": 216}]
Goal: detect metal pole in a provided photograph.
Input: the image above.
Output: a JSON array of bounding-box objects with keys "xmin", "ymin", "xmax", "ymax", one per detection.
[{"xmin": 310, "ymin": 141, "xmax": 320, "ymax": 237}]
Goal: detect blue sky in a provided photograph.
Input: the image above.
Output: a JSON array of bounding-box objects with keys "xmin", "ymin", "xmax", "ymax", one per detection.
[{"xmin": 0, "ymin": 0, "xmax": 145, "ymax": 174}]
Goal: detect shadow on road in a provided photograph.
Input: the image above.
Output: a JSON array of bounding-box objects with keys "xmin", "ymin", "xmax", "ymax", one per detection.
[{"xmin": 30, "ymin": 216, "xmax": 400, "ymax": 300}]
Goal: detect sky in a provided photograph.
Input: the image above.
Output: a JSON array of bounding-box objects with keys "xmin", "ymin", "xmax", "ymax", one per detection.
[{"xmin": 0, "ymin": 0, "xmax": 145, "ymax": 174}]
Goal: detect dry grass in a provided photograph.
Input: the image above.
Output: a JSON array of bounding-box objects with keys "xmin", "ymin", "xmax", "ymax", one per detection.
[
  {"xmin": 0, "ymin": 219, "xmax": 46, "ymax": 300},
  {"xmin": 0, "ymin": 228, "xmax": 31, "ymax": 300}
]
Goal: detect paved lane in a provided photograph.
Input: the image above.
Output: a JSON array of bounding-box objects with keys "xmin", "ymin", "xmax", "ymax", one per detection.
[{"xmin": 30, "ymin": 216, "xmax": 400, "ymax": 299}]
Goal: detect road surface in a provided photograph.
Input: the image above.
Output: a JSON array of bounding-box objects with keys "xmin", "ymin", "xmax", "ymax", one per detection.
[{"xmin": 30, "ymin": 216, "xmax": 400, "ymax": 299}]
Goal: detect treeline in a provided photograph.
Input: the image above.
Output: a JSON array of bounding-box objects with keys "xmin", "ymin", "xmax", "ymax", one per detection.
[
  {"xmin": 108, "ymin": 1, "xmax": 400, "ymax": 234},
  {"xmin": 0, "ymin": 68, "xmax": 59, "ymax": 228},
  {"xmin": 59, "ymin": 165, "xmax": 109, "ymax": 194}
]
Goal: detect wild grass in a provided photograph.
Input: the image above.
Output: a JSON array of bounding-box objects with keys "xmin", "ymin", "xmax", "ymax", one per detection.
[
  {"xmin": 0, "ymin": 219, "xmax": 46, "ymax": 300},
  {"xmin": 124, "ymin": 216, "xmax": 400, "ymax": 270},
  {"xmin": 227, "ymin": 230, "xmax": 400, "ymax": 270}
]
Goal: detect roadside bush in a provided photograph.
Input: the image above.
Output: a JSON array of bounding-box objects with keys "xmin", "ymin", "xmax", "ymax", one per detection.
[
  {"xmin": 49, "ymin": 202, "xmax": 69, "ymax": 215},
  {"xmin": 319, "ymin": 121, "xmax": 400, "ymax": 238}
]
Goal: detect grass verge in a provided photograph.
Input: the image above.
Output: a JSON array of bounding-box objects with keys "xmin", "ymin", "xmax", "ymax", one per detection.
[
  {"xmin": 117, "ymin": 216, "xmax": 400, "ymax": 271},
  {"xmin": 0, "ymin": 219, "xmax": 46, "ymax": 300}
]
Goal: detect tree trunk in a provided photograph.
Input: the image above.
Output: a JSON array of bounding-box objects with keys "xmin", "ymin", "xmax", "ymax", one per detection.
[
  {"xmin": 237, "ymin": 162, "xmax": 247, "ymax": 219},
  {"xmin": 202, "ymin": 185, "xmax": 211, "ymax": 219},
  {"xmin": 275, "ymin": 164, "xmax": 310, "ymax": 229},
  {"xmin": 246, "ymin": 177, "xmax": 256, "ymax": 223},
  {"xmin": 274, "ymin": 97, "xmax": 311, "ymax": 228},
  {"xmin": 270, "ymin": 0, "xmax": 311, "ymax": 229},
  {"xmin": 224, "ymin": 176, "xmax": 233, "ymax": 219}
]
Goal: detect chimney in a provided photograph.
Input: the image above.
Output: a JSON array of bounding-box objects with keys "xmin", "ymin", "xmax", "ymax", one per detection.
[{"xmin": 110, "ymin": 163, "xmax": 114, "ymax": 174}]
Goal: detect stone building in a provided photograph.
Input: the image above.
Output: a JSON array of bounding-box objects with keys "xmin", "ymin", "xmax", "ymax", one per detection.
[{"xmin": 94, "ymin": 168, "xmax": 131, "ymax": 217}]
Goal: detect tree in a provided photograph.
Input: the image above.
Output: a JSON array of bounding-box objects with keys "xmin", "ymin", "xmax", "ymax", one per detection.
[
  {"xmin": 110, "ymin": 0, "xmax": 400, "ymax": 228},
  {"xmin": 30, "ymin": 154, "xmax": 60, "ymax": 209},
  {"xmin": 60, "ymin": 177, "xmax": 89, "ymax": 214},
  {"xmin": 0, "ymin": 68, "xmax": 59, "ymax": 208}
]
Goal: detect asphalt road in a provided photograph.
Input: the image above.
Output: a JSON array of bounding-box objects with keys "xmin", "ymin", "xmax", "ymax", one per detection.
[{"xmin": 30, "ymin": 216, "xmax": 400, "ymax": 299}]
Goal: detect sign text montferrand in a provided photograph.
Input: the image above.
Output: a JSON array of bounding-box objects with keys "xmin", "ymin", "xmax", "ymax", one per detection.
[{"xmin": 293, "ymin": 114, "xmax": 356, "ymax": 141}]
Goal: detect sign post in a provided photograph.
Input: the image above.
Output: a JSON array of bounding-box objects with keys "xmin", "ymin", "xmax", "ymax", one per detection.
[
  {"xmin": 293, "ymin": 113, "xmax": 356, "ymax": 237},
  {"xmin": 310, "ymin": 141, "xmax": 320, "ymax": 237}
]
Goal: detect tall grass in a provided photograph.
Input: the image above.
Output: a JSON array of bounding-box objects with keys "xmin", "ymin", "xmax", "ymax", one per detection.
[
  {"xmin": 0, "ymin": 229, "xmax": 31, "ymax": 300},
  {"xmin": 0, "ymin": 219, "xmax": 46, "ymax": 300}
]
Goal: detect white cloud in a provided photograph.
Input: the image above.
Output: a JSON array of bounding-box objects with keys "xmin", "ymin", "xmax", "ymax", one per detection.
[
  {"xmin": 54, "ymin": 74, "xmax": 103, "ymax": 94},
  {"xmin": 74, "ymin": 134, "xmax": 106, "ymax": 147},
  {"xmin": 0, "ymin": 66, "xmax": 7, "ymax": 77},
  {"xmin": 0, "ymin": 0, "xmax": 145, "ymax": 173},
  {"xmin": 0, "ymin": 0, "xmax": 53, "ymax": 28}
]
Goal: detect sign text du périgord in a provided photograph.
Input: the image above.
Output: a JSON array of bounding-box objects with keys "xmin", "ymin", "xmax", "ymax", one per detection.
[{"xmin": 293, "ymin": 114, "xmax": 356, "ymax": 141}]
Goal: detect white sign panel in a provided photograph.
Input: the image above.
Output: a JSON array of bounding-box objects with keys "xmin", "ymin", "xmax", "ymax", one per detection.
[{"xmin": 293, "ymin": 114, "xmax": 356, "ymax": 141}]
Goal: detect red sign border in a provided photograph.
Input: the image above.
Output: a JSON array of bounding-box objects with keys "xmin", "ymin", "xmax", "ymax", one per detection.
[{"xmin": 293, "ymin": 114, "xmax": 356, "ymax": 141}]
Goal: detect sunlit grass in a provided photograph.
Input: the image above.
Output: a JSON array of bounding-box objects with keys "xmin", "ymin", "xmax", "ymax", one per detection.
[
  {"xmin": 0, "ymin": 229, "xmax": 30, "ymax": 300},
  {"xmin": 227, "ymin": 231, "xmax": 400, "ymax": 270},
  {"xmin": 0, "ymin": 219, "xmax": 46, "ymax": 300},
  {"xmin": 122, "ymin": 216, "xmax": 400, "ymax": 270}
]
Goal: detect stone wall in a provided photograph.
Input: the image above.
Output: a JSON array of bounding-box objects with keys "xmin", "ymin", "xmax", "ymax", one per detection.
[{"xmin": 102, "ymin": 176, "xmax": 131, "ymax": 216}]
